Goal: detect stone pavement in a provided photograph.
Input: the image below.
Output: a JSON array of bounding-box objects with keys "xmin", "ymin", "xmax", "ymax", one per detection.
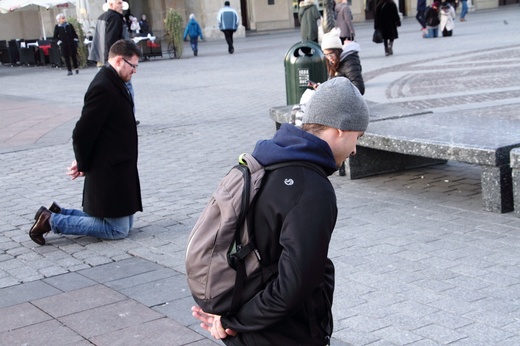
[{"xmin": 1, "ymin": 5, "xmax": 520, "ymax": 345}]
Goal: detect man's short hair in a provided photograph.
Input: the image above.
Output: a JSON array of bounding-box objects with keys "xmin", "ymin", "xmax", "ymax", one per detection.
[
  {"xmin": 224, "ymin": 1, "xmax": 230, "ymax": 6},
  {"xmin": 108, "ymin": 39, "xmax": 143, "ymax": 59}
]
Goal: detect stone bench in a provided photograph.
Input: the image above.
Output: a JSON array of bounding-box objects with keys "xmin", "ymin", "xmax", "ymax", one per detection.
[{"xmin": 269, "ymin": 103, "xmax": 520, "ymax": 213}]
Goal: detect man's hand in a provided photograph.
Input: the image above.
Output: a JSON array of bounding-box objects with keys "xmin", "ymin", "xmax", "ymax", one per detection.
[
  {"xmin": 66, "ymin": 160, "xmax": 85, "ymax": 180},
  {"xmin": 191, "ymin": 306, "xmax": 237, "ymax": 340}
]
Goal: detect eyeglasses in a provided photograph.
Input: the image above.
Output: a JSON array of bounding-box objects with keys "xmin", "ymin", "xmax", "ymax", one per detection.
[{"xmin": 122, "ymin": 58, "xmax": 138, "ymax": 70}]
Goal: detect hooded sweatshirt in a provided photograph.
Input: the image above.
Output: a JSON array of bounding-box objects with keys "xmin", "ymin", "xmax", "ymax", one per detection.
[{"xmin": 220, "ymin": 124, "xmax": 337, "ymax": 345}]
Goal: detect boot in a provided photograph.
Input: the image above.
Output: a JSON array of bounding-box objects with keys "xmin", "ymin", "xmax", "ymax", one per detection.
[{"xmin": 388, "ymin": 41, "xmax": 393, "ymax": 55}]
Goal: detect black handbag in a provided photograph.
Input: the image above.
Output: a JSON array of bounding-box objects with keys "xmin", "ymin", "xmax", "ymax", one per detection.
[{"xmin": 372, "ymin": 29, "xmax": 383, "ymax": 44}]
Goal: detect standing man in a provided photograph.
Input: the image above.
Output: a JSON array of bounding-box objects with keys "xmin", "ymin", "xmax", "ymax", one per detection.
[
  {"xmin": 53, "ymin": 13, "xmax": 79, "ymax": 76},
  {"xmin": 192, "ymin": 77, "xmax": 369, "ymax": 345},
  {"xmin": 217, "ymin": 1, "xmax": 239, "ymax": 54},
  {"xmin": 29, "ymin": 40, "xmax": 143, "ymax": 246},
  {"xmin": 88, "ymin": 0, "xmax": 140, "ymax": 125},
  {"xmin": 88, "ymin": 0, "xmax": 126, "ymax": 69}
]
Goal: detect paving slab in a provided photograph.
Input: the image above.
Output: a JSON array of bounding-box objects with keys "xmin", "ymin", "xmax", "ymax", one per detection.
[{"xmin": 0, "ymin": 5, "xmax": 520, "ymax": 345}]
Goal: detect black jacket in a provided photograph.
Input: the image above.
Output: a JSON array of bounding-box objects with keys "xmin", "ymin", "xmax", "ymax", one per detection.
[
  {"xmin": 221, "ymin": 124, "xmax": 337, "ymax": 345},
  {"xmin": 72, "ymin": 65, "xmax": 142, "ymax": 218},
  {"xmin": 425, "ymin": 6, "xmax": 440, "ymax": 27},
  {"xmin": 53, "ymin": 22, "xmax": 78, "ymax": 56},
  {"xmin": 336, "ymin": 42, "xmax": 365, "ymax": 95},
  {"xmin": 374, "ymin": 0, "xmax": 401, "ymax": 40}
]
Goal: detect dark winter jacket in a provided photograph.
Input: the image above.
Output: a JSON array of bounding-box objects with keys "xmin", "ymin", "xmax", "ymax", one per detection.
[
  {"xmin": 72, "ymin": 65, "xmax": 142, "ymax": 218},
  {"xmin": 298, "ymin": 3, "xmax": 321, "ymax": 42},
  {"xmin": 374, "ymin": 0, "xmax": 401, "ymax": 40},
  {"xmin": 425, "ymin": 5, "xmax": 441, "ymax": 27},
  {"xmin": 183, "ymin": 18, "xmax": 203, "ymax": 40},
  {"xmin": 220, "ymin": 124, "xmax": 337, "ymax": 345},
  {"xmin": 53, "ymin": 22, "xmax": 78, "ymax": 56},
  {"xmin": 335, "ymin": 41, "xmax": 365, "ymax": 95},
  {"xmin": 88, "ymin": 9, "xmax": 125, "ymax": 63}
]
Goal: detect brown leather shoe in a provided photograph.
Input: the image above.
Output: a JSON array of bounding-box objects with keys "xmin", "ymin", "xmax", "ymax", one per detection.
[
  {"xmin": 29, "ymin": 207, "xmax": 51, "ymax": 245},
  {"xmin": 34, "ymin": 202, "xmax": 61, "ymax": 220}
]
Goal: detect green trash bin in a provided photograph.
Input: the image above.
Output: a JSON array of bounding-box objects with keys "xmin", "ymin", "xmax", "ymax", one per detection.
[{"xmin": 284, "ymin": 41, "xmax": 327, "ymax": 105}]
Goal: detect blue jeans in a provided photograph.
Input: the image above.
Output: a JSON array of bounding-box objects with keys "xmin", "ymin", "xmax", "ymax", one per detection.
[
  {"xmin": 423, "ymin": 27, "xmax": 439, "ymax": 38},
  {"xmin": 460, "ymin": 0, "xmax": 468, "ymax": 19},
  {"xmin": 190, "ymin": 36, "xmax": 198, "ymax": 52},
  {"xmin": 50, "ymin": 208, "xmax": 134, "ymax": 240}
]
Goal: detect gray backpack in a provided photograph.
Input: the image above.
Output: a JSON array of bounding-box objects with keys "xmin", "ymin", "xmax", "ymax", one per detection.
[{"xmin": 185, "ymin": 153, "xmax": 276, "ymax": 315}]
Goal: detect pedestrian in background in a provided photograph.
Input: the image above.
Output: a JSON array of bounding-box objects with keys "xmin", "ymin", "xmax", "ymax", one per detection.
[
  {"xmin": 88, "ymin": 0, "xmax": 126, "ymax": 68},
  {"xmin": 460, "ymin": 0, "xmax": 468, "ymax": 21},
  {"xmin": 217, "ymin": 1, "xmax": 239, "ymax": 54},
  {"xmin": 374, "ymin": 0, "xmax": 401, "ymax": 56},
  {"xmin": 440, "ymin": 1, "xmax": 456, "ymax": 36},
  {"xmin": 416, "ymin": 0, "xmax": 427, "ymax": 32},
  {"xmin": 192, "ymin": 77, "xmax": 369, "ymax": 345},
  {"xmin": 53, "ymin": 13, "xmax": 79, "ymax": 76},
  {"xmin": 139, "ymin": 14, "xmax": 150, "ymax": 35},
  {"xmin": 423, "ymin": 1, "xmax": 441, "ymax": 38},
  {"xmin": 298, "ymin": 0, "xmax": 320, "ymax": 43},
  {"xmin": 184, "ymin": 14, "xmax": 203, "ymax": 57},
  {"xmin": 29, "ymin": 40, "xmax": 143, "ymax": 246},
  {"xmin": 335, "ymin": 0, "xmax": 356, "ymax": 44}
]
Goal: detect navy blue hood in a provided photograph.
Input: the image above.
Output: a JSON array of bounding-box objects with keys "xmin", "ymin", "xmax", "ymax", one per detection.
[{"xmin": 252, "ymin": 124, "xmax": 338, "ymax": 176}]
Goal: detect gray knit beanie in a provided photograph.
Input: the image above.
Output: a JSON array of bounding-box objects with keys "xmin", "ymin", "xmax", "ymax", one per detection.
[{"xmin": 303, "ymin": 78, "xmax": 369, "ymax": 132}]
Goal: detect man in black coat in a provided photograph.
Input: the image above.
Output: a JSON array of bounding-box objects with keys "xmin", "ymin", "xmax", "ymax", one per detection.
[{"xmin": 29, "ymin": 40, "xmax": 143, "ymax": 246}]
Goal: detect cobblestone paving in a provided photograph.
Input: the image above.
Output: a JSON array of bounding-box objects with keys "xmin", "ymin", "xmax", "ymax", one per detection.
[{"xmin": 1, "ymin": 5, "xmax": 520, "ymax": 345}]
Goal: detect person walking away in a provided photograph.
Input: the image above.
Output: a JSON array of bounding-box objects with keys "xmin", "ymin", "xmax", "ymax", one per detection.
[
  {"xmin": 53, "ymin": 14, "xmax": 79, "ymax": 76},
  {"xmin": 416, "ymin": 0, "xmax": 427, "ymax": 32},
  {"xmin": 298, "ymin": 0, "xmax": 321, "ymax": 43},
  {"xmin": 183, "ymin": 14, "xmax": 204, "ymax": 56},
  {"xmin": 217, "ymin": 1, "xmax": 239, "ymax": 54},
  {"xmin": 374, "ymin": 0, "xmax": 401, "ymax": 56},
  {"xmin": 423, "ymin": 1, "xmax": 441, "ymax": 38},
  {"xmin": 335, "ymin": 0, "xmax": 355, "ymax": 44},
  {"xmin": 440, "ymin": 1, "xmax": 456, "ymax": 37},
  {"xmin": 192, "ymin": 77, "xmax": 369, "ymax": 345},
  {"xmin": 29, "ymin": 40, "xmax": 143, "ymax": 246},
  {"xmin": 460, "ymin": 0, "xmax": 468, "ymax": 21}
]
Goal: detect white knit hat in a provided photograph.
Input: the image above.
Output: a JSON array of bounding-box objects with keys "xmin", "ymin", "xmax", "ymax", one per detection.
[{"xmin": 321, "ymin": 28, "xmax": 342, "ymax": 50}]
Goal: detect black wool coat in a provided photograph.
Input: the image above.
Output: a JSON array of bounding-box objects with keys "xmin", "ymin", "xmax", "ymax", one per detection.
[
  {"xmin": 53, "ymin": 23, "xmax": 78, "ymax": 56},
  {"xmin": 72, "ymin": 65, "xmax": 142, "ymax": 218},
  {"xmin": 374, "ymin": 0, "xmax": 401, "ymax": 40}
]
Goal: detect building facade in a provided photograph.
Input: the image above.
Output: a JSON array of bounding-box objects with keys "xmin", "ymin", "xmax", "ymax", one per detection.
[{"xmin": 0, "ymin": 0, "xmax": 507, "ymax": 42}]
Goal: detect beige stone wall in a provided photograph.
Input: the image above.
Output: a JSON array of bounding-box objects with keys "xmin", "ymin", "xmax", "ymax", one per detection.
[
  {"xmin": 0, "ymin": 0, "xmax": 501, "ymax": 42},
  {"xmin": 248, "ymin": 0, "xmax": 293, "ymax": 31}
]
